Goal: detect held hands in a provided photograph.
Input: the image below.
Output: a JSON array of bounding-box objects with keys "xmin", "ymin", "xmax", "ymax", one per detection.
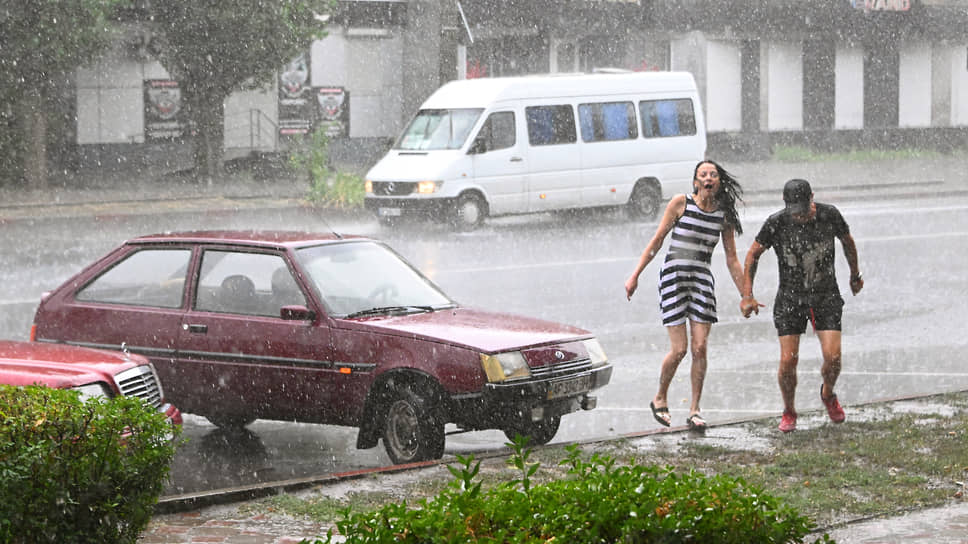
[{"xmin": 740, "ymin": 296, "xmax": 764, "ymax": 318}]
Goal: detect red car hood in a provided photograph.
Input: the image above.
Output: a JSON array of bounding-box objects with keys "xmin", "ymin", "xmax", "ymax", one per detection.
[
  {"xmin": 0, "ymin": 340, "xmax": 141, "ymax": 389},
  {"xmin": 335, "ymin": 307, "xmax": 591, "ymax": 353}
]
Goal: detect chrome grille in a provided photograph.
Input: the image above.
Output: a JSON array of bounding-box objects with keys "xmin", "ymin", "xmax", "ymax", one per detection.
[
  {"xmin": 114, "ymin": 365, "xmax": 163, "ymax": 408},
  {"xmin": 372, "ymin": 181, "xmax": 415, "ymax": 196},
  {"xmin": 530, "ymin": 358, "xmax": 593, "ymax": 380}
]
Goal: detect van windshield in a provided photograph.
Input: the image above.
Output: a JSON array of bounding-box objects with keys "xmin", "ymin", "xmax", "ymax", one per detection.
[{"xmin": 395, "ymin": 108, "xmax": 483, "ymax": 150}]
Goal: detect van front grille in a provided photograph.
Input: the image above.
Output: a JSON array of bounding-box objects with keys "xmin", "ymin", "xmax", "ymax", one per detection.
[
  {"xmin": 114, "ymin": 365, "xmax": 163, "ymax": 408},
  {"xmin": 371, "ymin": 181, "xmax": 415, "ymax": 196}
]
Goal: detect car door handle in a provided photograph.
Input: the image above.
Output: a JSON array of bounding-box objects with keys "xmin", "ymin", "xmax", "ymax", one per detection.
[
  {"xmin": 185, "ymin": 323, "xmax": 208, "ymax": 334},
  {"xmin": 510, "ymin": 156, "xmax": 523, "ymax": 162}
]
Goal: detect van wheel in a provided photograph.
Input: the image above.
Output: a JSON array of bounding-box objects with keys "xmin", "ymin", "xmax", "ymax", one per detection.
[
  {"xmin": 627, "ymin": 183, "xmax": 661, "ymax": 220},
  {"xmin": 503, "ymin": 415, "xmax": 561, "ymax": 446},
  {"xmin": 382, "ymin": 385, "xmax": 445, "ymax": 464},
  {"xmin": 451, "ymin": 193, "xmax": 486, "ymax": 231}
]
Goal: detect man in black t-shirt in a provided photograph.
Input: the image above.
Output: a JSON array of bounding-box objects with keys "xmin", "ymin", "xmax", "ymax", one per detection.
[{"xmin": 740, "ymin": 179, "xmax": 864, "ymax": 432}]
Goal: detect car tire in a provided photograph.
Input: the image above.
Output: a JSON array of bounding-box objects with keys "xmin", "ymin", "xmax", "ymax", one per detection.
[
  {"xmin": 206, "ymin": 415, "xmax": 256, "ymax": 430},
  {"xmin": 382, "ymin": 385, "xmax": 445, "ymax": 464},
  {"xmin": 503, "ymin": 414, "xmax": 561, "ymax": 446},
  {"xmin": 626, "ymin": 182, "xmax": 661, "ymax": 221},
  {"xmin": 451, "ymin": 193, "xmax": 486, "ymax": 231}
]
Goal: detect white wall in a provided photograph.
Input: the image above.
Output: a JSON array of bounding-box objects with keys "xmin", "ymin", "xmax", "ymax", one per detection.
[
  {"xmin": 312, "ymin": 29, "xmax": 404, "ymax": 138},
  {"xmin": 75, "ymin": 51, "xmax": 157, "ymax": 144},
  {"xmin": 835, "ymin": 45, "xmax": 864, "ymax": 129},
  {"xmin": 764, "ymin": 41, "xmax": 803, "ymax": 130},
  {"xmin": 953, "ymin": 45, "xmax": 968, "ymax": 126},
  {"xmin": 704, "ymin": 40, "xmax": 742, "ymax": 132},
  {"xmin": 898, "ymin": 43, "xmax": 932, "ymax": 127}
]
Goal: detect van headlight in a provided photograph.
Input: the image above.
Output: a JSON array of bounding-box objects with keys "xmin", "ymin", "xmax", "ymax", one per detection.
[
  {"xmin": 417, "ymin": 180, "xmax": 442, "ymax": 194},
  {"xmin": 582, "ymin": 338, "xmax": 608, "ymax": 367},
  {"xmin": 480, "ymin": 351, "xmax": 531, "ymax": 382}
]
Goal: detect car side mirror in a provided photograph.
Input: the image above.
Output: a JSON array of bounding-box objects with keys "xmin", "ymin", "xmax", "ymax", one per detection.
[{"xmin": 280, "ymin": 305, "xmax": 315, "ymax": 321}]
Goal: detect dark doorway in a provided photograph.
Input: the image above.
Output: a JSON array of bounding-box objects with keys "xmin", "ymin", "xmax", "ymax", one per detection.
[
  {"xmin": 803, "ymin": 39, "xmax": 836, "ymax": 130},
  {"xmin": 863, "ymin": 45, "xmax": 900, "ymax": 128}
]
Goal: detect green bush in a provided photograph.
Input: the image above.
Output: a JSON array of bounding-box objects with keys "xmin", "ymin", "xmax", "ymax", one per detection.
[
  {"xmin": 311, "ymin": 439, "xmax": 834, "ymax": 544},
  {"xmin": 0, "ymin": 385, "xmax": 179, "ymax": 544},
  {"xmin": 290, "ymin": 128, "xmax": 365, "ymax": 208}
]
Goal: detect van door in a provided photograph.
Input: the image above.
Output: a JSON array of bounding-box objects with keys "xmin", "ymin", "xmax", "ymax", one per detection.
[
  {"xmin": 578, "ymin": 100, "xmax": 641, "ymax": 206},
  {"xmin": 524, "ymin": 104, "xmax": 582, "ymax": 211},
  {"xmin": 467, "ymin": 110, "xmax": 527, "ymax": 215}
]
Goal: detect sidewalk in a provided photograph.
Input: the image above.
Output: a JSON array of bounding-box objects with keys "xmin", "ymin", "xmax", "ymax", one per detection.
[
  {"xmin": 138, "ymin": 391, "xmax": 968, "ymax": 544},
  {"xmin": 0, "ymin": 155, "xmax": 966, "ymax": 223}
]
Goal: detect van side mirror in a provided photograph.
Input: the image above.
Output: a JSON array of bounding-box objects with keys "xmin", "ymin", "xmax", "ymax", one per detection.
[
  {"xmin": 468, "ymin": 138, "xmax": 487, "ymax": 155},
  {"xmin": 280, "ymin": 305, "xmax": 316, "ymax": 321}
]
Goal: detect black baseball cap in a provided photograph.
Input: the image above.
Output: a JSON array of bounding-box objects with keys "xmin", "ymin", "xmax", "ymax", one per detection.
[{"xmin": 783, "ymin": 178, "xmax": 812, "ymax": 215}]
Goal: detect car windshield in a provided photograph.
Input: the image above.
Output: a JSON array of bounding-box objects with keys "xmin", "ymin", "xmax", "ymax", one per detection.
[
  {"xmin": 295, "ymin": 241, "xmax": 454, "ymax": 317},
  {"xmin": 395, "ymin": 108, "xmax": 483, "ymax": 150}
]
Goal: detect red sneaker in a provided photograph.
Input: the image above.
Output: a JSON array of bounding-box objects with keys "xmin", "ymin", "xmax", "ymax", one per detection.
[
  {"xmin": 821, "ymin": 386, "xmax": 846, "ymax": 423},
  {"xmin": 779, "ymin": 411, "xmax": 797, "ymax": 433}
]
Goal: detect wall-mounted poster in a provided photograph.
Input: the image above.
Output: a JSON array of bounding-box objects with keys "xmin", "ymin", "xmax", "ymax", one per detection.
[
  {"xmin": 144, "ymin": 79, "xmax": 187, "ymax": 140},
  {"xmin": 279, "ymin": 52, "xmax": 314, "ymax": 136},
  {"xmin": 316, "ymin": 87, "xmax": 350, "ymax": 138}
]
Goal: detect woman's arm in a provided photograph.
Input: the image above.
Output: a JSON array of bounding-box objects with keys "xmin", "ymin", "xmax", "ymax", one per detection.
[
  {"xmin": 720, "ymin": 225, "xmax": 745, "ymax": 295},
  {"xmin": 625, "ymin": 194, "xmax": 685, "ymax": 300}
]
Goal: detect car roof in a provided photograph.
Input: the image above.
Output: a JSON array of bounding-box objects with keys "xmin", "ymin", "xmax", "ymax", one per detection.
[{"xmin": 127, "ymin": 230, "xmax": 370, "ymax": 249}]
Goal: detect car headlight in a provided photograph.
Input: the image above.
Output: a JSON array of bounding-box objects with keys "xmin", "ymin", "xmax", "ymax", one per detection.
[
  {"xmin": 364, "ymin": 179, "xmax": 373, "ymax": 193},
  {"xmin": 71, "ymin": 382, "xmax": 112, "ymax": 402},
  {"xmin": 582, "ymin": 338, "xmax": 608, "ymax": 367},
  {"xmin": 417, "ymin": 180, "xmax": 442, "ymax": 194},
  {"xmin": 480, "ymin": 351, "xmax": 531, "ymax": 382}
]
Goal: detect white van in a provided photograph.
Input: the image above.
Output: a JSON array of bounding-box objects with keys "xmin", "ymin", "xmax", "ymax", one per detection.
[{"xmin": 364, "ymin": 71, "xmax": 706, "ymax": 230}]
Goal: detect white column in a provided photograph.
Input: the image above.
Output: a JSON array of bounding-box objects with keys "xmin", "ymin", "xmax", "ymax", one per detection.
[
  {"xmin": 953, "ymin": 45, "xmax": 968, "ymax": 126},
  {"xmin": 898, "ymin": 43, "xmax": 932, "ymax": 127},
  {"xmin": 835, "ymin": 44, "xmax": 864, "ymax": 129},
  {"xmin": 704, "ymin": 40, "xmax": 742, "ymax": 132},
  {"xmin": 765, "ymin": 41, "xmax": 803, "ymax": 130}
]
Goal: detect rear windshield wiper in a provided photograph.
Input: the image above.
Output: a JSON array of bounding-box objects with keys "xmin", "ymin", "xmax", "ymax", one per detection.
[{"xmin": 345, "ymin": 305, "xmax": 436, "ymax": 319}]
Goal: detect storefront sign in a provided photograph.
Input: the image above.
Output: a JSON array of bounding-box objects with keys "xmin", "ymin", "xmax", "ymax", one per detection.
[
  {"xmin": 279, "ymin": 53, "xmax": 314, "ymax": 136},
  {"xmin": 850, "ymin": 0, "xmax": 911, "ymax": 11},
  {"xmin": 143, "ymin": 79, "xmax": 187, "ymax": 141},
  {"xmin": 316, "ymin": 87, "xmax": 350, "ymax": 138}
]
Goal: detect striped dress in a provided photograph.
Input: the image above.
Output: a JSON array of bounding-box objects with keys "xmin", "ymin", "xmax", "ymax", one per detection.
[{"xmin": 658, "ymin": 194, "xmax": 725, "ymax": 326}]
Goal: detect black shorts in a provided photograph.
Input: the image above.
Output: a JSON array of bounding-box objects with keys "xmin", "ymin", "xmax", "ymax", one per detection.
[{"xmin": 773, "ymin": 293, "xmax": 844, "ymax": 336}]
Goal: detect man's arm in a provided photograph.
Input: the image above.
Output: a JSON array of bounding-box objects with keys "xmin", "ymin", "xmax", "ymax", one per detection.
[
  {"xmin": 839, "ymin": 232, "xmax": 864, "ymax": 295},
  {"xmin": 741, "ymin": 241, "xmax": 767, "ymax": 317}
]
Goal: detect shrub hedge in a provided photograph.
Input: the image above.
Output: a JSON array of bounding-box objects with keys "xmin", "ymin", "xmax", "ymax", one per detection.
[
  {"xmin": 313, "ymin": 440, "xmax": 834, "ymax": 543},
  {"xmin": 0, "ymin": 385, "xmax": 178, "ymax": 544}
]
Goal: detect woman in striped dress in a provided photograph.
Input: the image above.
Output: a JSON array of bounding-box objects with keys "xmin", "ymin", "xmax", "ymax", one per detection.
[{"xmin": 624, "ymin": 160, "xmax": 745, "ymax": 431}]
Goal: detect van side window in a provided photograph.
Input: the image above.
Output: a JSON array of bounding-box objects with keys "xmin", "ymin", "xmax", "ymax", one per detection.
[
  {"xmin": 639, "ymin": 99, "xmax": 697, "ymax": 138},
  {"xmin": 471, "ymin": 111, "xmax": 516, "ymax": 153},
  {"xmin": 525, "ymin": 105, "xmax": 576, "ymax": 146},
  {"xmin": 578, "ymin": 102, "xmax": 637, "ymax": 142}
]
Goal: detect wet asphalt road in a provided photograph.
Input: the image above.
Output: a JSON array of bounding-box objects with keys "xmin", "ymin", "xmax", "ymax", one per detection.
[{"xmin": 2, "ymin": 191, "xmax": 966, "ymax": 497}]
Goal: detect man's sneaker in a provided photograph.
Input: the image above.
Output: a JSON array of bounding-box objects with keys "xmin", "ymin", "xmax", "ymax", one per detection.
[
  {"xmin": 821, "ymin": 386, "xmax": 846, "ymax": 423},
  {"xmin": 779, "ymin": 411, "xmax": 797, "ymax": 433}
]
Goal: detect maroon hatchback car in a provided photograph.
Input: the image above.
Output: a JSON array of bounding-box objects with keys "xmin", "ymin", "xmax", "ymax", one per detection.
[{"xmin": 32, "ymin": 231, "xmax": 611, "ymax": 464}]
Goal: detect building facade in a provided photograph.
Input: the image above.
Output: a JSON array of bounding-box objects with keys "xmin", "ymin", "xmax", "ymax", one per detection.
[{"xmin": 73, "ymin": 0, "xmax": 968, "ymax": 166}]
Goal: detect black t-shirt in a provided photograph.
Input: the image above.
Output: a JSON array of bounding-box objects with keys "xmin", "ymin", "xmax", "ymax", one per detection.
[{"xmin": 754, "ymin": 203, "xmax": 849, "ymax": 296}]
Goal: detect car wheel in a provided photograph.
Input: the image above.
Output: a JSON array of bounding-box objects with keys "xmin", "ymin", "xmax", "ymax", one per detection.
[
  {"xmin": 503, "ymin": 415, "xmax": 561, "ymax": 446},
  {"xmin": 206, "ymin": 415, "xmax": 255, "ymax": 430},
  {"xmin": 382, "ymin": 385, "xmax": 445, "ymax": 464},
  {"xmin": 626, "ymin": 182, "xmax": 661, "ymax": 221},
  {"xmin": 451, "ymin": 193, "xmax": 486, "ymax": 231}
]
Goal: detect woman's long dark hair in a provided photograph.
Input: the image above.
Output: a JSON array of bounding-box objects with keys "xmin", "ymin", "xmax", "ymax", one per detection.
[{"xmin": 693, "ymin": 159, "xmax": 744, "ymax": 235}]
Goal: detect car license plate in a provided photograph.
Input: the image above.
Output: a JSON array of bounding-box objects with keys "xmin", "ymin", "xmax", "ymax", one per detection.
[
  {"xmin": 378, "ymin": 207, "xmax": 402, "ymax": 217},
  {"xmin": 547, "ymin": 375, "xmax": 592, "ymax": 399}
]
